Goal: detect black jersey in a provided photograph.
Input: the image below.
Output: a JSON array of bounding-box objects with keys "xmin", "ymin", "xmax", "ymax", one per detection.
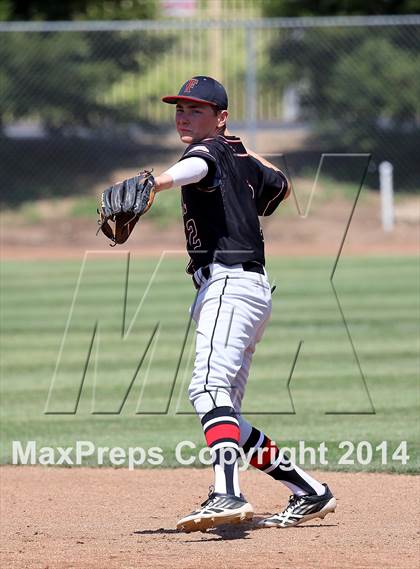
[{"xmin": 179, "ymin": 135, "xmax": 288, "ymax": 273}]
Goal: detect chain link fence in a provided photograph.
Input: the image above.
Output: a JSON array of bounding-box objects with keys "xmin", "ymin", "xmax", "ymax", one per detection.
[{"xmin": 1, "ymin": 15, "xmax": 419, "ymax": 205}]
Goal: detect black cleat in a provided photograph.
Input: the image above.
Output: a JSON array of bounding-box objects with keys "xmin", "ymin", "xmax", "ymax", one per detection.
[
  {"xmin": 176, "ymin": 492, "xmax": 253, "ymax": 533},
  {"xmin": 259, "ymin": 483, "xmax": 337, "ymax": 528}
]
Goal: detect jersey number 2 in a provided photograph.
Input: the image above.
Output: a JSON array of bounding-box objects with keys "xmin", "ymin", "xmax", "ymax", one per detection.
[{"xmin": 186, "ymin": 219, "xmax": 202, "ymax": 249}]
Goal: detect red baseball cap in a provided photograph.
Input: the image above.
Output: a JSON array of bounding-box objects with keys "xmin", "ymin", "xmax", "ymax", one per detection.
[{"xmin": 162, "ymin": 76, "xmax": 228, "ymax": 109}]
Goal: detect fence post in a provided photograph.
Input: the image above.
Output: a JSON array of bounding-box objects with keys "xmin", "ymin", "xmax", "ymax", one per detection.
[
  {"xmin": 209, "ymin": 0, "xmax": 222, "ymax": 82},
  {"xmin": 245, "ymin": 25, "xmax": 257, "ymax": 150},
  {"xmin": 379, "ymin": 161, "xmax": 395, "ymax": 232}
]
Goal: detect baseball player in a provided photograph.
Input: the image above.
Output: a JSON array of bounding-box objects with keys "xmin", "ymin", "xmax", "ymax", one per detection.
[{"xmin": 101, "ymin": 76, "xmax": 336, "ymax": 532}]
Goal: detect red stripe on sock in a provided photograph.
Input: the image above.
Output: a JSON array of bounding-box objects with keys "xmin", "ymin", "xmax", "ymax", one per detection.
[
  {"xmin": 250, "ymin": 438, "xmax": 279, "ymax": 469},
  {"xmin": 205, "ymin": 423, "xmax": 240, "ymax": 447}
]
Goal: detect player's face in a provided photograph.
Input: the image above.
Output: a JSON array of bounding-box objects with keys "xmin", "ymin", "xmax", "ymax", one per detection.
[{"xmin": 175, "ymin": 102, "xmax": 225, "ymax": 143}]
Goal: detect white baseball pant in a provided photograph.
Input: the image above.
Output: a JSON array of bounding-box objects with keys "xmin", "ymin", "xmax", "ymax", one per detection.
[{"xmin": 188, "ymin": 262, "xmax": 272, "ymax": 423}]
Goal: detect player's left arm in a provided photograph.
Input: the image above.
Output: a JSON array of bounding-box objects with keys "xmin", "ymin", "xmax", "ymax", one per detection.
[
  {"xmin": 154, "ymin": 172, "xmax": 174, "ymax": 192},
  {"xmin": 154, "ymin": 156, "xmax": 210, "ymax": 192}
]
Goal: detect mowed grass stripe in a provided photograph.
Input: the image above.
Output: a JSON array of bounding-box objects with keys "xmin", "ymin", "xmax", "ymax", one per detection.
[
  {"xmin": 2, "ymin": 334, "xmax": 416, "ymax": 353},
  {"xmin": 3, "ymin": 297, "xmax": 418, "ymax": 317},
  {"xmin": 3, "ymin": 291, "xmax": 419, "ymax": 311}
]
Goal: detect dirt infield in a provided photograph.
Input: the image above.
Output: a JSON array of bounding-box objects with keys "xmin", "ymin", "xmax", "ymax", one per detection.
[
  {"xmin": 1, "ymin": 467, "xmax": 418, "ymax": 569},
  {"xmin": 1, "ymin": 192, "xmax": 419, "ymax": 260}
]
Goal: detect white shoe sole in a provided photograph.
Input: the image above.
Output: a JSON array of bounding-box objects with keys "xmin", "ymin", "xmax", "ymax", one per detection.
[
  {"xmin": 177, "ymin": 502, "xmax": 254, "ymax": 533},
  {"xmin": 261, "ymin": 496, "xmax": 337, "ymax": 528}
]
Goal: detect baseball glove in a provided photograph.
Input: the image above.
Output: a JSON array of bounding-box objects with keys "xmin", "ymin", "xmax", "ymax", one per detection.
[{"xmin": 97, "ymin": 170, "xmax": 155, "ymax": 245}]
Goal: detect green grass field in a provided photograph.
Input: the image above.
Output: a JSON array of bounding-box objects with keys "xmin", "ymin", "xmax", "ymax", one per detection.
[{"xmin": 1, "ymin": 254, "xmax": 418, "ymax": 473}]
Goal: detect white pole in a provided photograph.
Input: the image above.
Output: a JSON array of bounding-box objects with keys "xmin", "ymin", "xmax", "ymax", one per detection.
[
  {"xmin": 245, "ymin": 27, "xmax": 257, "ymax": 150},
  {"xmin": 379, "ymin": 161, "xmax": 394, "ymax": 232}
]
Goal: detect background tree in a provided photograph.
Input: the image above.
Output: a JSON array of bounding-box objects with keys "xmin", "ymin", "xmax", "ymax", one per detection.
[
  {"xmin": 0, "ymin": 31, "xmax": 172, "ymax": 130},
  {"xmin": 0, "ymin": 0, "xmax": 174, "ymax": 205},
  {"xmin": 262, "ymin": 1, "xmax": 420, "ymax": 190},
  {"xmin": 263, "ymin": 0, "xmax": 420, "ymax": 17},
  {"xmin": 1, "ymin": 0, "xmax": 156, "ymax": 21},
  {"xmin": 0, "ymin": 1, "xmax": 173, "ymax": 130}
]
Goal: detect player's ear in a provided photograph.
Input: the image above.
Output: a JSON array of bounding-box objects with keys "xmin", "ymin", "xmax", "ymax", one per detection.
[{"xmin": 217, "ymin": 110, "xmax": 228, "ymax": 129}]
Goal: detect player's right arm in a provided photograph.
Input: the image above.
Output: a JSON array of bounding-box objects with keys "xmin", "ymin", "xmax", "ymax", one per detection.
[
  {"xmin": 247, "ymin": 149, "xmax": 280, "ymax": 171},
  {"xmin": 247, "ymin": 149, "xmax": 291, "ymax": 201},
  {"xmin": 246, "ymin": 149, "xmax": 291, "ymax": 216}
]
